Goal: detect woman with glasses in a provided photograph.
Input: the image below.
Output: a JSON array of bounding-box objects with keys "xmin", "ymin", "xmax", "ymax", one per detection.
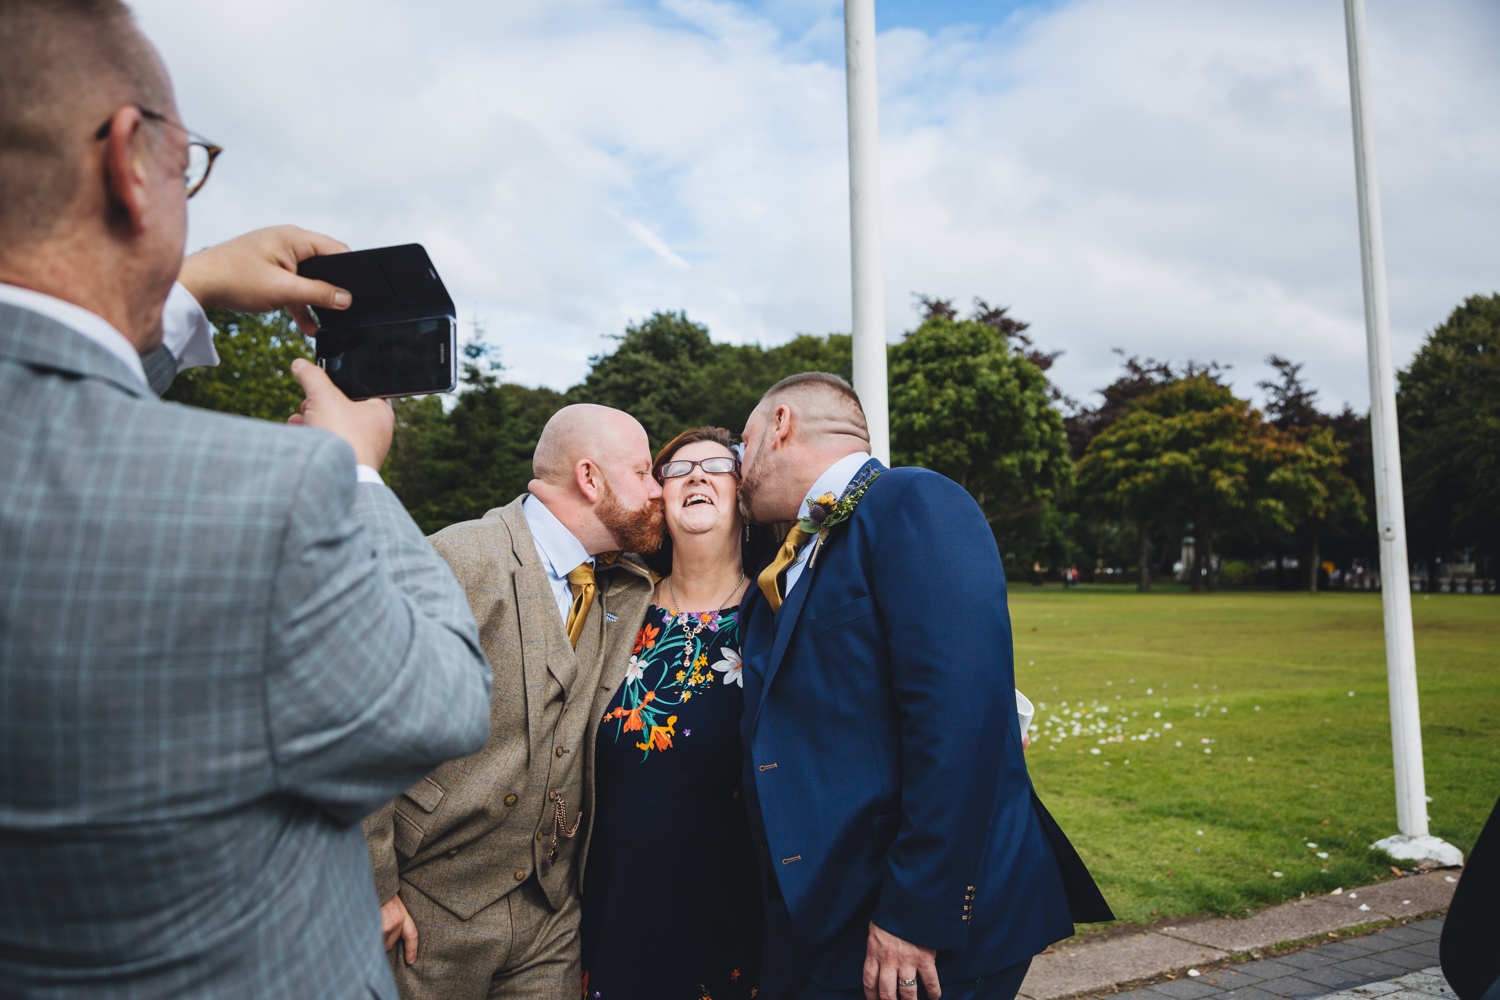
[{"xmin": 581, "ymin": 427, "xmax": 769, "ymax": 1000}]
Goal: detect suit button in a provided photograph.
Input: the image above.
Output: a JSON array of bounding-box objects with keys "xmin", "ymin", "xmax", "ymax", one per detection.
[
  {"xmin": 556, "ymin": 746, "xmax": 567, "ymax": 757},
  {"xmin": 514, "ymin": 869, "xmax": 527, "ymax": 881},
  {"xmin": 504, "ymin": 794, "xmax": 519, "ymax": 806},
  {"xmin": 548, "ymin": 790, "xmax": 559, "ymax": 802},
  {"xmin": 536, "ymin": 830, "xmax": 547, "ymax": 842},
  {"xmin": 447, "ymin": 848, "xmax": 458, "ymax": 857}
]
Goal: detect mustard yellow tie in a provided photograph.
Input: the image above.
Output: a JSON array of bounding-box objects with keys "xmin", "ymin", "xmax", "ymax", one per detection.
[
  {"xmin": 756, "ymin": 525, "xmax": 812, "ymax": 613},
  {"xmin": 565, "ymin": 562, "xmax": 596, "ymax": 648}
]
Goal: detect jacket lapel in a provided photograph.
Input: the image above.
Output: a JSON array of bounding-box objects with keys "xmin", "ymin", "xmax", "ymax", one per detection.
[
  {"xmin": 499, "ymin": 499, "xmax": 564, "ymax": 746},
  {"xmin": 751, "ymin": 551, "xmax": 817, "ymax": 729},
  {"xmin": 750, "ymin": 458, "xmax": 884, "ymax": 729},
  {"xmin": 593, "ymin": 555, "xmax": 654, "ymax": 702}
]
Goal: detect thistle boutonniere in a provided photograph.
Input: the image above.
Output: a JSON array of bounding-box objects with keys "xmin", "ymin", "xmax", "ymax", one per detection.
[{"xmin": 797, "ymin": 468, "xmax": 882, "ymax": 569}]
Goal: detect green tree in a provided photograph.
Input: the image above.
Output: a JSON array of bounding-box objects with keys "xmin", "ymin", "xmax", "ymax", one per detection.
[
  {"xmin": 1080, "ymin": 375, "xmax": 1363, "ymax": 592},
  {"xmin": 384, "ymin": 335, "xmax": 565, "ymax": 534},
  {"xmin": 571, "ymin": 310, "xmax": 852, "ymax": 449},
  {"xmin": 1067, "ymin": 354, "xmax": 1185, "ymax": 587},
  {"xmin": 568, "ymin": 311, "xmax": 722, "ymax": 448},
  {"xmin": 888, "ymin": 314, "xmax": 1072, "ymax": 573},
  {"xmin": 162, "ymin": 308, "xmax": 312, "ymax": 421},
  {"xmin": 1397, "ymin": 293, "xmax": 1500, "ymax": 572},
  {"xmin": 1257, "ymin": 356, "xmax": 1368, "ymax": 590}
]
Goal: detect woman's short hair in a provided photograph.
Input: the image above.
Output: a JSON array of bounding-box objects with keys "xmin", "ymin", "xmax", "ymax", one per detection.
[{"xmin": 645, "ymin": 426, "xmax": 775, "ymax": 582}]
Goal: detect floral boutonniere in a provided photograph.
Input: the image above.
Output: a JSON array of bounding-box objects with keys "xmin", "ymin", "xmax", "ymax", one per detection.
[{"xmin": 797, "ymin": 468, "xmax": 881, "ymax": 569}]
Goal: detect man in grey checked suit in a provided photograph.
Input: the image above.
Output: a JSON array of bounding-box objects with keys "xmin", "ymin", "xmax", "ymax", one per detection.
[{"xmin": 0, "ymin": 2, "xmax": 493, "ymax": 997}]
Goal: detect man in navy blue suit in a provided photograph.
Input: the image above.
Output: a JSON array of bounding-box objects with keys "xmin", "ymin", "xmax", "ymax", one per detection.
[{"xmin": 736, "ymin": 373, "xmax": 1111, "ymax": 1000}]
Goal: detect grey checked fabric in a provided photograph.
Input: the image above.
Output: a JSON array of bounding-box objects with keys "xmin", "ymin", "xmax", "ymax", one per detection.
[{"xmin": 0, "ymin": 304, "xmax": 494, "ymax": 999}]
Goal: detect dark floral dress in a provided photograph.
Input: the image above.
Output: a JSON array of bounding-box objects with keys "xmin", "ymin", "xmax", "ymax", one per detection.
[{"xmin": 581, "ymin": 604, "xmax": 762, "ymax": 1000}]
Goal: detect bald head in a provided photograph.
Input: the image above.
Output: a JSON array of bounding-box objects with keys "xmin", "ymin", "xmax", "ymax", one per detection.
[
  {"xmin": 756, "ymin": 372, "xmax": 870, "ymax": 447},
  {"xmin": 532, "ymin": 404, "xmax": 649, "ymax": 486},
  {"xmin": 0, "ymin": 0, "xmax": 171, "ymax": 254},
  {"xmin": 529, "ymin": 404, "xmax": 664, "ymax": 555}
]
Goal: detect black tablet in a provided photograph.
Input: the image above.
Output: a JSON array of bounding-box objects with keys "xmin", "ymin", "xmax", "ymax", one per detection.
[{"xmin": 297, "ymin": 243, "xmax": 457, "ymax": 400}]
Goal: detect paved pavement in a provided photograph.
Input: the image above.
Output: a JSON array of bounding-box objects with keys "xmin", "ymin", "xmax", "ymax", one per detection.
[
  {"xmin": 1102, "ymin": 918, "xmax": 1447, "ymax": 1000},
  {"xmin": 1311, "ymin": 964, "xmax": 1453, "ymax": 1000},
  {"xmin": 1018, "ymin": 870, "xmax": 1460, "ymax": 1000}
]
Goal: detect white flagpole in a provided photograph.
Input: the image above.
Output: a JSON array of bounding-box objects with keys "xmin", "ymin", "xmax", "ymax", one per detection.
[
  {"xmin": 845, "ymin": 0, "xmax": 890, "ymax": 464},
  {"xmin": 1342, "ymin": 0, "xmax": 1460, "ymax": 867}
]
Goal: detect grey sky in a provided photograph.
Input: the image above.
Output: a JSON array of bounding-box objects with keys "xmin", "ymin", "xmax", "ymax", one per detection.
[{"xmin": 135, "ymin": 0, "xmax": 1500, "ymax": 412}]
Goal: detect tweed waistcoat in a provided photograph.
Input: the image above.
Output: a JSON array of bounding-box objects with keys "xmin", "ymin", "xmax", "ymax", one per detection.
[{"xmin": 364, "ymin": 497, "xmax": 653, "ymax": 919}]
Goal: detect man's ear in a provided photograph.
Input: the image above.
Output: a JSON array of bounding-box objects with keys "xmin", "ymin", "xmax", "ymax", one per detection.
[
  {"xmin": 102, "ymin": 105, "xmax": 153, "ymax": 235},
  {"xmin": 769, "ymin": 404, "xmax": 794, "ymax": 451},
  {"xmin": 575, "ymin": 459, "xmax": 602, "ymax": 503}
]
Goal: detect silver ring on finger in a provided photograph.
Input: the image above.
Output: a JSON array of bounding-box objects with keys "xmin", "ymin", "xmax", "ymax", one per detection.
[{"xmin": 898, "ymin": 979, "xmax": 918, "ymax": 988}]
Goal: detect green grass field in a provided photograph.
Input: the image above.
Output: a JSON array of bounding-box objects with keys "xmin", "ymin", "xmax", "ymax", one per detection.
[{"xmin": 1011, "ymin": 585, "xmax": 1499, "ymax": 930}]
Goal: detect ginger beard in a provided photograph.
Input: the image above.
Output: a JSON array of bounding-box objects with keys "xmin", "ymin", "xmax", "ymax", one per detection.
[{"xmin": 597, "ymin": 474, "xmax": 665, "ymax": 554}]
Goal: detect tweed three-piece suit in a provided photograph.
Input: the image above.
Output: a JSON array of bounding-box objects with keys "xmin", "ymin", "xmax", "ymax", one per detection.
[{"xmin": 364, "ymin": 498, "xmax": 655, "ymax": 1000}]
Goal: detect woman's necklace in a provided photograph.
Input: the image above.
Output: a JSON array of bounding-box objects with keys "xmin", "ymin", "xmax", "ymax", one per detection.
[{"xmin": 666, "ymin": 572, "xmax": 745, "ymax": 676}]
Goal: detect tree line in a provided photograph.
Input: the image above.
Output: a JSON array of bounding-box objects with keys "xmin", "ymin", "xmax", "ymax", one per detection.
[{"xmin": 165, "ymin": 292, "xmax": 1500, "ymax": 590}]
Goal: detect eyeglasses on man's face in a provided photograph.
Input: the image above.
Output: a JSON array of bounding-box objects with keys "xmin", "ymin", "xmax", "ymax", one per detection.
[
  {"xmin": 94, "ymin": 104, "xmax": 223, "ymax": 198},
  {"xmin": 656, "ymin": 456, "xmax": 739, "ymax": 481}
]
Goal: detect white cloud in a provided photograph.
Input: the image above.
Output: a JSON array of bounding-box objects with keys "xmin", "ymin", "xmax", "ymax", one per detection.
[{"xmin": 133, "ymin": 0, "xmax": 1500, "ymax": 410}]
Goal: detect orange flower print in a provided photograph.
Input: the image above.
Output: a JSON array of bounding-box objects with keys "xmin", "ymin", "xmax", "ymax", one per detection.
[
  {"xmin": 646, "ymin": 715, "xmax": 677, "ymax": 752},
  {"xmin": 632, "ymin": 623, "xmax": 660, "ymax": 656}
]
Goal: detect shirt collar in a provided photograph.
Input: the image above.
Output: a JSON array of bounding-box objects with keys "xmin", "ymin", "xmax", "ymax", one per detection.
[
  {"xmin": 522, "ymin": 494, "xmax": 593, "ymax": 581},
  {"xmin": 0, "ymin": 282, "xmax": 148, "ymax": 389},
  {"xmin": 799, "ymin": 451, "xmax": 874, "ymax": 521}
]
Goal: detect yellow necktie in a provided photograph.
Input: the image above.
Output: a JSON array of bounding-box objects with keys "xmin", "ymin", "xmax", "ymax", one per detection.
[
  {"xmin": 565, "ymin": 562, "xmax": 596, "ymax": 648},
  {"xmin": 756, "ymin": 525, "xmax": 811, "ymax": 613}
]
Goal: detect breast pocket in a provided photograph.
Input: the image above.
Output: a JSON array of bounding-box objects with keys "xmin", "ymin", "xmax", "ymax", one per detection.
[
  {"xmin": 393, "ymin": 776, "xmax": 446, "ymax": 857},
  {"xmin": 810, "ymin": 596, "xmax": 875, "ymax": 635}
]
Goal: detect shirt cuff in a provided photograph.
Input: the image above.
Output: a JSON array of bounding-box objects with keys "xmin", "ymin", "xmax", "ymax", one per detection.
[
  {"xmin": 356, "ymin": 465, "xmax": 384, "ymax": 485},
  {"xmin": 161, "ymin": 282, "xmax": 219, "ymax": 372}
]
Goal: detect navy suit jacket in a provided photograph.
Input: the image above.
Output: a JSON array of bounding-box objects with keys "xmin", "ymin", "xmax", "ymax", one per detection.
[{"xmin": 740, "ymin": 460, "xmax": 1109, "ymax": 991}]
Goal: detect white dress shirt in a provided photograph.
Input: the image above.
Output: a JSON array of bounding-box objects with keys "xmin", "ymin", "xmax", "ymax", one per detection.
[
  {"xmin": 522, "ymin": 494, "xmax": 594, "ymax": 623},
  {"xmin": 0, "ymin": 281, "xmax": 383, "ymax": 484},
  {"xmin": 783, "ymin": 450, "xmax": 873, "ymax": 596}
]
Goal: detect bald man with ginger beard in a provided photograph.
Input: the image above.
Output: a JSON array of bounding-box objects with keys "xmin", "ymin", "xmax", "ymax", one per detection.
[{"xmin": 362, "ymin": 403, "xmax": 665, "ymax": 1000}]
